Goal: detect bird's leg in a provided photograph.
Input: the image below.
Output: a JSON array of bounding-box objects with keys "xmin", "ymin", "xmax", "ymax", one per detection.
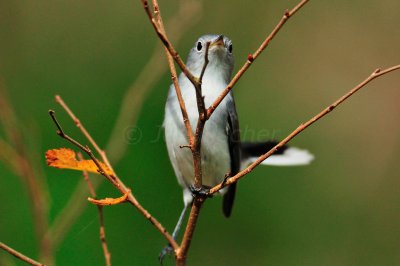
[{"xmin": 158, "ymin": 203, "xmax": 190, "ymax": 264}]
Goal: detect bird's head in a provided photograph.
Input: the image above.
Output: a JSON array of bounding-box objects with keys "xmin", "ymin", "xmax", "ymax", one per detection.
[{"xmin": 186, "ymin": 34, "xmax": 235, "ymax": 82}]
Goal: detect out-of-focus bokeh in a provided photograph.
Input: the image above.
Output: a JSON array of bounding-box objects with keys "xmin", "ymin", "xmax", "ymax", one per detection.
[{"xmin": 0, "ymin": 0, "xmax": 399, "ymax": 265}]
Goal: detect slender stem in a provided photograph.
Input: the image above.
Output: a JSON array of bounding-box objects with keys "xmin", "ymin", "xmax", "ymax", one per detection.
[
  {"xmin": 191, "ymin": 42, "xmax": 210, "ymax": 188},
  {"xmin": 0, "ymin": 242, "xmax": 45, "ymax": 266},
  {"xmin": 0, "ymin": 85, "xmax": 52, "ymax": 264},
  {"xmin": 151, "ymin": 0, "xmax": 195, "ymax": 145},
  {"xmin": 207, "ymin": 0, "xmax": 310, "ymax": 118},
  {"xmin": 140, "ymin": 0, "xmax": 197, "ymax": 86},
  {"xmin": 176, "ymin": 197, "xmax": 205, "ymax": 265},
  {"xmin": 209, "ymin": 65, "xmax": 400, "ymax": 195},
  {"xmin": 78, "ymin": 152, "xmax": 111, "ymax": 266}
]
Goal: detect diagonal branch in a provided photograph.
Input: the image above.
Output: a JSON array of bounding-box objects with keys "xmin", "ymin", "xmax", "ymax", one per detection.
[
  {"xmin": 151, "ymin": 0, "xmax": 195, "ymax": 145},
  {"xmin": 55, "ymin": 95, "xmax": 115, "ymax": 175},
  {"xmin": 140, "ymin": 0, "xmax": 197, "ymax": 86},
  {"xmin": 48, "ymin": 109, "xmax": 179, "ymax": 251},
  {"xmin": 207, "ymin": 0, "xmax": 310, "ymax": 118},
  {"xmin": 208, "ymin": 65, "xmax": 400, "ymax": 195},
  {"xmin": 0, "ymin": 242, "xmax": 45, "ymax": 266}
]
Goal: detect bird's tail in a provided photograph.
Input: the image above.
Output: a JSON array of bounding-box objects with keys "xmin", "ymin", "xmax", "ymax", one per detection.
[{"xmin": 240, "ymin": 141, "xmax": 314, "ymax": 168}]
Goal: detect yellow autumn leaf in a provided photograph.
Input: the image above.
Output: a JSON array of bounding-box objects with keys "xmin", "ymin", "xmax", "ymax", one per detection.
[{"xmin": 45, "ymin": 148, "xmax": 113, "ymax": 176}]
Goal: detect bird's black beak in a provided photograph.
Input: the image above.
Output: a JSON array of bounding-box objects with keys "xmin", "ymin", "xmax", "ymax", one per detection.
[{"xmin": 210, "ymin": 35, "xmax": 224, "ymax": 48}]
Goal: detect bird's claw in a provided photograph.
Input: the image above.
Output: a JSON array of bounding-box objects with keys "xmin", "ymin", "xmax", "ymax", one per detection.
[
  {"xmin": 159, "ymin": 244, "xmax": 173, "ymax": 265},
  {"xmin": 189, "ymin": 185, "xmax": 210, "ymax": 197}
]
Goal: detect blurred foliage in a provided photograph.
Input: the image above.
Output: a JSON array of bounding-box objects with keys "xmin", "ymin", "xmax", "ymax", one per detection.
[{"xmin": 0, "ymin": 0, "xmax": 399, "ymax": 265}]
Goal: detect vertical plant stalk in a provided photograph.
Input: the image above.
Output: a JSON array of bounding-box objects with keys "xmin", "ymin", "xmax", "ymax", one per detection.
[
  {"xmin": 0, "ymin": 84, "xmax": 52, "ymax": 265},
  {"xmin": 78, "ymin": 152, "xmax": 111, "ymax": 266}
]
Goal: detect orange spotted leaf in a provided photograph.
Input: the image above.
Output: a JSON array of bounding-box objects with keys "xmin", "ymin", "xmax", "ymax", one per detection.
[{"xmin": 45, "ymin": 148, "xmax": 113, "ymax": 175}]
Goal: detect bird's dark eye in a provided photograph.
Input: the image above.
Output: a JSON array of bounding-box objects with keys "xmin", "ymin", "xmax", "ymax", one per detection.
[
  {"xmin": 228, "ymin": 44, "xmax": 233, "ymax": 53},
  {"xmin": 196, "ymin": 42, "xmax": 203, "ymax": 51}
]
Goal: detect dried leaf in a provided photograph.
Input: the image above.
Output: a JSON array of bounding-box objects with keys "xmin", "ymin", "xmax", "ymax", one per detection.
[
  {"xmin": 45, "ymin": 148, "xmax": 113, "ymax": 175},
  {"xmin": 88, "ymin": 190, "xmax": 130, "ymax": 206}
]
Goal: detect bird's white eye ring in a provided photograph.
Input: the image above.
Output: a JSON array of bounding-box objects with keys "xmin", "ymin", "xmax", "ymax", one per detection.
[
  {"xmin": 196, "ymin": 41, "xmax": 203, "ymax": 51},
  {"xmin": 228, "ymin": 44, "xmax": 233, "ymax": 53}
]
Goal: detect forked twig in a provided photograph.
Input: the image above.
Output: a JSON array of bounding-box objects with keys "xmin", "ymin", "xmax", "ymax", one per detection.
[{"xmin": 48, "ymin": 108, "xmax": 179, "ymax": 251}]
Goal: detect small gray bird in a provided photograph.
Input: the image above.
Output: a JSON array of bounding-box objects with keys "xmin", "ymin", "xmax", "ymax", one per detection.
[{"xmin": 163, "ymin": 34, "xmax": 313, "ymax": 248}]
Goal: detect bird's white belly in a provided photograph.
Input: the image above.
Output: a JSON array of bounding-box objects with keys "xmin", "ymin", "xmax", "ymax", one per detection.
[{"xmin": 165, "ymin": 106, "xmax": 230, "ymax": 188}]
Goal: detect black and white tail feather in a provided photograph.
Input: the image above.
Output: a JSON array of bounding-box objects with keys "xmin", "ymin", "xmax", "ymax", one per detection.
[{"xmin": 240, "ymin": 141, "xmax": 314, "ymax": 168}]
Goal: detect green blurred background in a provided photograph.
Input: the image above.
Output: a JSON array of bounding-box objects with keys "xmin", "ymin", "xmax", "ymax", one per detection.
[{"xmin": 1, "ymin": 0, "xmax": 399, "ymax": 265}]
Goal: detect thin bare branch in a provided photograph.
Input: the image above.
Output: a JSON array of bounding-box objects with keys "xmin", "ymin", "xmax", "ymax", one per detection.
[
  {"xmin": 176, "ymin": 197, "xmax": 205, "ymax": 265},
  {"xmin": 0, "ymin": 242, "xmax": 45, "ymax": 266},
  {"xmin": 139, "ymin": 0, "xmax": 200, "ymax": 88},
  {"xmin": 209, "ymin": 65, "xmax": 400, "ymax": 195},
  {"xmin": 207, "ymin": 0, "xmax": 310, "ymax": 118},
  {"xmin": 55, "ymin": 95, "xmax": 116, "ymax": 175},
  {"xmin": 191, "ymin": 42, "xmax": 211, "ymax": 188},
  {"xmin": 151, "ymin": 0, "xmax": 195, "ymax": 146}
]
